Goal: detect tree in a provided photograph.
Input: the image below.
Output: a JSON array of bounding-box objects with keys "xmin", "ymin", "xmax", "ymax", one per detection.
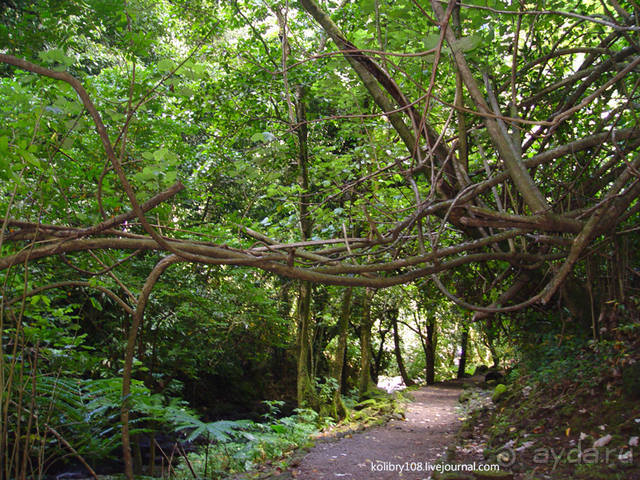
[{"xmin": 390, "ymin": 306, "xmax": 415, "ymax": 387}]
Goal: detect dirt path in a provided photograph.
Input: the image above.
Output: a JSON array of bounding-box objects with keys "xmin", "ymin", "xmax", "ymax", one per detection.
[{"xmin": 291, "ymin": 382, "xmax": 466, "ymax": 479}]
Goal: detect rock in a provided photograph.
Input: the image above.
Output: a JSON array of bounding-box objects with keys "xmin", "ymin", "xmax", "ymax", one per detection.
[
  {"xmin": 474, "ymin": 365, "xmax": 489, "ymax": 375},
  {"xmin": 459, "ymin": 390, "xmax": 474, "ymax": 403},
  {"xmin": 485, "ymin": 371, "xmax": 504, "ymax": 383},
  {"xmin": 593, "ymin": 434, "xmax": 612, "ymax": 448},
  {"xmin": 55, "ymin": 473, "xmax": 89, "ymax": 480},
  {"xmin": 492, "ymin": 384, "xmax": 507, "ymax": 403}
]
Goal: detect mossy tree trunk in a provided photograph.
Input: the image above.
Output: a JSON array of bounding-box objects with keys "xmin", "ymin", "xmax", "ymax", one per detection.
[
  {"xmin": 297, "ymin": 281, "xmax": 316, "ymax": 408},
  {"xmin": 331, "ymin": 287, "xmax": 352, "ymax": 419},
  {"xmin": 292, "ymin": 84, "xmax": 317, "ymax": 409},
  {"xmin": 390, "ymin": 309, "xmax": 414, "ymax": 387},
  {"xmin": 358, "ymin": 288, "xmax": 377, "ymax": 397}
]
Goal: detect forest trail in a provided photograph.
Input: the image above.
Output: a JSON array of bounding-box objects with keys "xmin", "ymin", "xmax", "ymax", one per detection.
[{"xmin": 290, "ymin": 381, "xmax": 467, "ymax": 479}]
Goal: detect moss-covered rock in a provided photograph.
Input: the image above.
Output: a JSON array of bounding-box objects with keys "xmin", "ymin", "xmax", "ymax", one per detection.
[
  {"xmin": 492, "ymin": 384, "xmax": 508, "ymax": 403},
  {"xmin": 359, "ymin": 386, "xmax": 387, "ymax": 400},
  {"xmin": 459, "ymin": 390, "xmax": 474, "ymax": 403},
  {"xmin": 485, "ymin": 370, "xmax": 505, "ymax": 383}
]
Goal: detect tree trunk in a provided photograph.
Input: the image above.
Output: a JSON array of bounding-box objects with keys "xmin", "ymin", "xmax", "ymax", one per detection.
[
  {"xmin": 358, "ymin": 288, "xmax": 376, "ymax": 396},
  {"xmin": 289, "ymin": 82, "xmax": 316, "ymax": 409},
  {"xmin": 425, "ymin": 317, "xmax": 436, "ymax": 385},
  {"xmin": 484, "ymin": 320, "xmax": 500, "ymax": 369},
  {"xmin": 297, "ymin": 281, "xmax": 316, "ymax": 408},
  {"xmin": 331, "ymin": 287, "xmax": 352, "ymax": 419},
  {"xmin": 122, "ymin": 255, "xmax": 180, "ymax": 480},
  {"xmin": 372, "ymin": 325, "xmax": 388, "ymax": 385},
  {"xmin": 457, "ymin": 323, "xmax": 469, "ymax": 379},
  {"xmin": 391, "ymin": 312, "xmax": 414, "ymax": 387}
]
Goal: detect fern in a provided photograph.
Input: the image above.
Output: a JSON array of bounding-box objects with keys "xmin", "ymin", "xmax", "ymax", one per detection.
[{"xmin": 167, "ymin": 409, "xmax": 255, "ymax": 442}]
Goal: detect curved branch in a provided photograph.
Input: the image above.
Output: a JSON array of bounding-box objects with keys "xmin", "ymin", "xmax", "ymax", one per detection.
[
  {"xmin": 60, "ymin": 250, "xmax": 141, "ymax": 277},
  {"xmin": 432, "ymin": 273, "xmax": 544, "ymax": 313},
  {"xmin": 431, "ymin": 0, "xmax": 549, "ymax": 215},
  {"xmin": 0, "ymin": 54, "xmax": 214, "ymax": 266},
  {"xmin": 454, "ymin": 1, "xmax": 640, "ymax": 32},
  {"xmin": 121, "ymin": 255, "xmax": 181, "ymax": 480}
]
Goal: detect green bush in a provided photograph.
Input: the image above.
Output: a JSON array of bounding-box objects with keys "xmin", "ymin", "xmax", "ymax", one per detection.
[{"xmin": 175, "ymin": 402, "xmax": 330, "ymax": 477}]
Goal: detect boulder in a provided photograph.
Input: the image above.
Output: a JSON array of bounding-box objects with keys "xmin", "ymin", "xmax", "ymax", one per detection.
[
  {"xmin": 492, "ymin": 384, "xmax": 508, "ymax": 403},
  {"xmin": 459, "ymin": 390, "xmax": 474, "ymax": 403},
  {"xmin": 485, "ymin": 370, "xmax": 505, "ymax": 383}
]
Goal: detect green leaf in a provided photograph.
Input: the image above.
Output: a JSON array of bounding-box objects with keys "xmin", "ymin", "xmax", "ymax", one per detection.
[
  {"xmin": 0, "ymin": 136, "xmax": 8, "ymax": 154},
  {"xmin": 90, "ymin": 297, "xmax": 103, "ymax": 311},
  {"xmin": 250, "ymin": 132, "xmax": 274, "ymax": 143},
  {"xmin": 424, "ymin": 33, "xmax": 441, "ymax": 50},
  {"xmin": 21, "ymin": 150, "xmax": 41, "ymax": 169},
  {"xmin": 176, "ymin": 86, "xmax": 195, "ymax": 98},
  {"xmin": 157, "ymin": 59, "xmax": 175, "ymax": 72},
  {"xmin": 455, "ymin": 35, "xmax": 483, "ymax": 52},
  {"xmin": 270, "ymin": 424, "xmax": 286, "ymax": 434},
  {"xmin": 38, "ymin": 48, "xmax": 75, "ymax": 67},
  {"xmin": 165, "ymin": 170, "xmax": 177, "ymax": 184}
]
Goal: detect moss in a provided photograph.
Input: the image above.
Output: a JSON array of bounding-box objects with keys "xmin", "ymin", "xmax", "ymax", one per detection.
[
  {"xmin": 491, "ymin": 384, "xmax": 507, "ymax": 403},
  {"xmin": 359, "ymin": 386, "xmax": 387, "ymax": 400}
]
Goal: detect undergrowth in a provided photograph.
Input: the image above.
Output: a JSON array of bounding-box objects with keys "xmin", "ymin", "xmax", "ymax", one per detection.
[
  {"xmin": 173, "ymin": 402, "xmax": 327, "ymax": 478},
  {"xmin": 174, "ymin": 389, "xmax": 409, "ymax": 479},
  {"xmin": 455, "ymin": 331, "xmax": 640, "ymax": 479}
]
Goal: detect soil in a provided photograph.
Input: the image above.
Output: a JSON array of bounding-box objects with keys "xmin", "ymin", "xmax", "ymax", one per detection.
[{"xmin": 289, "ymin": 380, "xmax": 470, "ymax": 479}]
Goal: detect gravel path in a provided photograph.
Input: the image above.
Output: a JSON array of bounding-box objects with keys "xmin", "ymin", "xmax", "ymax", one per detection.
[{"xmin": 291, "ymin": 382, "xmax": 464, "ymax": 479}]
